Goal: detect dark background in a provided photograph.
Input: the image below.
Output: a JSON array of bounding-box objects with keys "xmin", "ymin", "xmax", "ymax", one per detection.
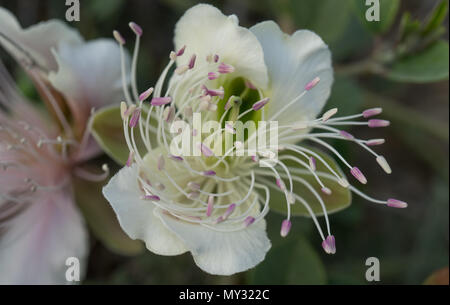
[{"xmin": 0, "ymin": 0, "xmax": 448, "ymax": 284}]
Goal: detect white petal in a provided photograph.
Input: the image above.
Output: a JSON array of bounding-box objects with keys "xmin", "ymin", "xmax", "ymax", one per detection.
[
  {"xmin": 174, "ymin": 4, "xmax": 268, "ymax": 89},
  {"xmin": 0, "ymin": 7, "xmax": 83, "ymax": 71},
  {"xmin": 250, "ymin": 21, "xmax": 333, "ymax": 124},
  {"xmin": 103, "ymin": 164, "xmax": 187, "ymax": 256},
  {"xmin": 0, "ymin": 190, "xmax": 88, "ymax": 284},
  {"xmin": 48, "ymin": 39, "xmax": 127, "ymax": 130},
  {"xmin": 158, "ymin": 211, "xmax": 271, "ymax": 275}
]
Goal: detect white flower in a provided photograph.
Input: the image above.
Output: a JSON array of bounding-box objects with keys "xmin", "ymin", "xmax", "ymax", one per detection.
[
  {"xmin": 0, "ymin": 8, "xmax": 126, "ymax": 284},
  {"xmin": 103, "ymin": 4, "xmax": 407, "ymax": 275}
]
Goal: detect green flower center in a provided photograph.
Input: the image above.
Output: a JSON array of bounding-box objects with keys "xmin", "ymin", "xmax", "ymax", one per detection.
[{"xmin": 216, "ymin": 77, "xmax": 262, "ymax": 127}]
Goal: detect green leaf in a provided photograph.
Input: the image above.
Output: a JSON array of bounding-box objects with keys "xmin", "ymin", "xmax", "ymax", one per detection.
[
  {"xmin": 287, "ymin": 0, "xmax": 351, "ymax": 44},
  {"xmin": 91, "ymin": 105, "xmax": 150, "ymax": 165},
  {"xmin": 249, "ymin": 234, "xmax": 327, "ymax": 284},
  {"xmin": 387, "ymin": 40, "xmax": 449, "ymax": 83},
  {"xmin": 353, "ymin": 0, "xmax": 400, "ymax": 34},
  {"xmin": 422, "ymin": 0, "xmax": 448, "ymax": 37},
  {"xmin": 266, "ymin": 147, "xmax": 352, "ymax": 217},
  {"xmin": 74, "ymin": 175, "xmax": 144, "ymax": 256},
  {"xmin": 399, "ymin": 12, "xmax": 421, "ymax": 41}
]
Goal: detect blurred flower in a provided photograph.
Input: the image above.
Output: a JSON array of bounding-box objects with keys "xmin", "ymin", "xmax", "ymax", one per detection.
[
  {"xmin": 102, "ymin": 4, "xmax": 407, "ymax": 275},
  {"xmin": 0, "ymin": 8, "xmax": 126, "ymax": 284}
]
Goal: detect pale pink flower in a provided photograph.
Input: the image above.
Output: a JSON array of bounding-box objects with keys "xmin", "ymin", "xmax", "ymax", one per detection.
[{"xmin": 0, "ymin": 8, "xmax": 127, "ymax": 284}]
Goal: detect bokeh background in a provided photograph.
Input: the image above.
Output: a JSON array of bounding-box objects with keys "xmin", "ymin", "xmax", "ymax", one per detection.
[{"xmin": 0, "ymin": 0, "xmax": 448, "ymax": 284}]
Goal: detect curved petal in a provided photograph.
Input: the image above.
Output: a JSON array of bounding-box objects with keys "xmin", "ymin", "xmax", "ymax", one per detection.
[
  {"xmin": 103, "ymin": 164, "xmax": 187, "ymax": 256},
  {"xmin": 250, "ymin": 21, "xmax": 333, "ymax": 124},
  {"xmin": 0, "ymin": 60, "xmax": 56, "ymax": 136},
  {"xmin": 48, "ymin": 39, "xmax": 127, "ymax": 138},
  {"xmin": 174, "ymin": 4, "xmax": 268, "ymax": 89},
  {"xmin": 0, "ymin": 188, "xmax": 88, "ymax": 284},
  {"xmin": 0, "ymin": 7, "xmax": 83, "ymax": 72},
  {"xmin": 158, "ymin": 210, "xmax": 271, "ymax": 275}
]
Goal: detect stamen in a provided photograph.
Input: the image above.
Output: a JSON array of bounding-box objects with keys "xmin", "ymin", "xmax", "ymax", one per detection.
[
  {"xmin": 143, "ymin": 195, "xmax": 160, "ymax": 201},
  {"xmin": 129, "ymin": 108, "xmax": 141, "ymax": 128},
  {"xmin": 225, "ymin": 123, "xmax": 236, "ymax": 134},
  {"xmin": 258, "ymin": 175, "xmax": 325, "ymax": 240},
  {"xmin": 376, "ymin": 155, "xmax": 392, "ymax": 174},
  {"xmin": 363, "ymin": 107, "xmax": 382, "ymax": 118},
  {"xmin": 322, "ymin": 235, "xmax": 336, "ymax": 254},
  {"xmin": 321, "ymin": 187, "xmax": 332, "ymax": 195},
  {"xmin": 124, "ymin": 105, "xmax": 136, "ymax": 119},
  {"xmin": 208, "ymin": 72, "xmax": 219, "ymax": 80},
  {"xmin": 387, "ymin": 198, "xmax": 408, "ymax": 208},
  {"xmin": 270, "ymin": 78, "xmax": 315, "ymax": 121},
  {"xmin": 151, "ymin": 97, "xmax": 172, "ymax": 106},
  {"xmin": 276, "ymin": 178, "xmax": 286, "ymax": 191},
  {"xmin": 157, "ymin": 154, "xmax": 165, "ymax": 170},
  {"xmin": 163, "ymin": 106, "xmax": 175, "ymax": 122},
  {"xmin": 198, "ymin": 142, "xmax": 214, "ymax": 157},
  {"xmin": 366, "ymin": 138, "xmax": 385, "ymax": 146},
  {"xmin": 244, "ymin": 216, "xmax": 255, "ymax": 227},
  {"xmin": 175, "ymin": 65, "xmax": 189, "ymax": 75},
  {"xmin": 350, "ymin": 167, "xmax": 367, "ymax": 184},
  {"xmin": 252, "ymin": 97, "xmax": 270, "ymax": 111},
  {"xmin": 126, "ymin": 151, "xmax": 134, "ymax": 167},
  {"xmin": 129, "ymin": 22, "xmax": 143, "ymax": 36},
  {"xmin": 297, "ymin": 169, "xmax": 408, "ymax": 212},
  {"xmin": 113, "ymin": 30, "xmax": 125, "ymax": 45},
  {"xmin": 176, "ymin": 45, "xmax": 186, "ymax": 57},
  {"xmin": 202, "ymin": 85, "xmax": 224, "ymax": 99},
  {"xmin": 218, "ymin": 63, "xmax": 235, "ymax": 74},
  {"xmin": 322, "ymin": 108, "xmax": 338, "ymax": 122},
  {"xmin": 280, "ymin": 219, "xmax": 292, "ymax": 237},
  {"xmin": 187, "ymin": 182, "xmax": 200, "ymax": 190},
  {"xmin": 305, "ymin": 76, "xmax": 320, "ymax": 91},
  {"xmin": 222, "ymin": 203, "xmax": 236, "ymax": 219},
  {"xmin": 309, "ymin": 156, "xmax": 316, "ymax": 171},
  {"xmin": 188, "ymin": 55, "xmax": 196, "ymax": 69},
  {"xmin": 203, "ymin": 170, "xmax": 216, "ymax": 176},
  {"xmin": 339, "ymin": 130, "xmax": 354, "ymax": 140},
  {"xmin": 139, "ymin": 87, "xmax": 154, "ymax": 101},
  {"xmin": 206, "ymin": 195, "xmax": 214, "ymax": 217},
  {"xmin": 169, "ymin": 154, "xmax": 184, "ymax": 162},
  {"xmin": 120, "ymin": 101, "xmax": 128, "ymax": 119},
  {"xmin": 368, "ymin": 119, "xmax": 390, "ymax": 128}
]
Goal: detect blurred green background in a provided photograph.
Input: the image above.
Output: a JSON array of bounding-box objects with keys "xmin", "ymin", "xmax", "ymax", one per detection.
[{"xmin": 0, "ymin": 0, "xmax": 448, "ymax": 285}]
